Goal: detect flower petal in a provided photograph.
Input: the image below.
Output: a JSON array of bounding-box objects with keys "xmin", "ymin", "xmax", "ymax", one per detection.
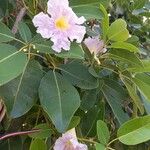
[
  {"xmin": 51, "ymin": 37, "xmax": 71, "ymax": 52},
  {"xmin": 32, "ymin": 12, "xmax": 53, "ymax": 39},
  {"xmin": 69, "ymin": 25, "xmax": 86, "ymax": 43},
  {"xmin": 76, "ymin": 143, "xmax": 88, "ymax": 150},
  {"xmin": 75, "ymin": 16, "xmax": 86, "ymax": 25},
  {"xmin": 47, "ymin": 0, "xmax": 69, "ymax": 15}
]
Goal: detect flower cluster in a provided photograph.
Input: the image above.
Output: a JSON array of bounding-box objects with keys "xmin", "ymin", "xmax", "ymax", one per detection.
[{"xmin": 33, "ymin": 0, "xmax": 86, "ymax": 53}]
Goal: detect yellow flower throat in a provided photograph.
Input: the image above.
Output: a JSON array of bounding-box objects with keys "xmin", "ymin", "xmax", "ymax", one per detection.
[{"xmin": 55, "ymin": 16, "xmax": 69, "ymax": 31}]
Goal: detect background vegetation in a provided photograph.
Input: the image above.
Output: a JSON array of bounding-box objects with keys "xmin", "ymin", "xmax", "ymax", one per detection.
[{"xmin": 0, "ymin": 0, "xmax": 150, "ymax": 149}]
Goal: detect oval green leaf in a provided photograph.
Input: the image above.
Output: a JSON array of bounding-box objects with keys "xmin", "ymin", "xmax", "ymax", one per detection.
[
  {"xmin": 56, "ymin": 43, "xmax": 84, "ymax": 59},
  {"xmin": 109, "ymin": 42, "xmax": 139, "ymax": 52},
  {"xmin": 67, "ymin": 116, "xmax": 81, "ymax": 130},
  {"xmin": 0, "ymin": 22, "xmax": 15, "ymax": 43},
  {"xmin": 96, "ymin": 143, "xmax": 106, "ymax": 150},
  {"xmin": 0, "ymin": 60, "xmax": 43, "ymax": 117},
  {"xmin": 0, "ymin": 44, "xmax": 27, "ymax": 86},
  {"xmin": 120, "ymin": 76, "xmax": 144, "ymax": 115},
  {"xmin": 99, "ymin": 4, "xmax": 109, "ymax": 41},
  {"xmin": 70, "ymin": 0, "xmax": 103, "ymax": 19},
  {"xmin": 72, "ymin": 5, "xmax": 103, "ymax": 19},
  {"xmin": 61, "ymin": 61, "xmax": 99, "ymax": 89},
  {"xmin": 39, "ymin": 70, "xmax": 80, "ymax": 132},
  {"xmin": 132, "ymin": 74, "xmax": 150, "ymax": 102},
  {"xmin": 97, "ymin": 120, "xmax": 110, "ymax": 145},
  {"xmin": 118, "ymin": 115, "xmax": 150, "ymax": 145},
  {"xmin": 18, "ymin": 21, "xmax": 32, "ymax": 43},
  {"xmin": 109, "ymin": 49, "xmax": 143, "ymax": 68},
  {"xmin": 107, "ymin": 19, "xmax": 129, "ymax": 42},
  {"xmin": 102, "ymin": 79, "xmax": 129, "ymax": 124},
  {"xmin": 128, "ymin": 60, "xmax": 150, "ymax": 73},
  {"xmin": 29, "ymin": 139, "xmax": 47, "ymax": 150},
  {"xmin": 29, "ymin": 124, "xmax": 52, "ymax": 139}
]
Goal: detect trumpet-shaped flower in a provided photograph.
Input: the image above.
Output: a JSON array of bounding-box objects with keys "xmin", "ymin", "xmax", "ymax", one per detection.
[
  {"xmin": 84, "ymin": 37, "xmax": 107, "ymax": 55},
  {"xmin": 54, "ymin": 133, "xmax": 88, "ymax": 150},
  {"xmin": 32, "ymin": 0, "xmax": 86, "ymax": 53}
]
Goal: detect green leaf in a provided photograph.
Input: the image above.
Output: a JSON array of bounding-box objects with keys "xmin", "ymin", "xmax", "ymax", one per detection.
[
  {"xmin": 102, "ymin": 79, "xmax": 129, "ymax": 124},
  {"xmin": 128, "ymin": 60, "xmax": 150, "ymax": 73},
  {"xmin": 70, "ymin": 0, "xmax": 103, "ymax": 19},
  {"xmin": 81, "ymin": 89, "xmax": 97, "ymax": 111},
  {"xmin": 132, "ymin": 74, "xmax": 150, "ymax": 102},
  {"xmin": 31, "ymin": 34, "xmax": 53, "ymax": 53},
  {"xmin": 68, "ymin": 116, "xmax": 80, "ymax": 130},
  {"xmin": 100, "ymin": 0, "xmax": 110, "ymax": 8},
  {"xmin": 97, "ymin": 120, "xmax": 110, "ymax": 145},
  {"xmin": 0, "ymin": 60, "xmax": 43, "ymax": 117},
  {"xmin": 56, "ymin": 43, "xmax": 84, "ymax": 59},
  {"xmin": 118, "ymin": 115, "xmax": 150, "ymax": 145},
  {"xmin": 95, "ymin": 143, "xmax": 106, "ymax": 150},
  {"xmin": 61, "ymin": 61, "xmax": 99, "ymax": 89},
  {"xmin": 139, "ymin": 11, "xmax": 150, "ymax": 17},
  {"xmin": 109, "ymin": 49, "xmax": 143, "ymax": 68},
  {"xmin": 133, "ymin": 0, "xmax": 146, "ymax": 10},
  {"xmin": 109, "ymin": 42, "xmax": 139, "ymax": 52},
  {"xmin": 120, "ymin": 76, "xmax": 144, "ymax": 114},
  {"xmin": 72, "ymin": 5, "xmax": 103, "ymax": 19},
  {"xmin": 81, "ymin": 105, "xmax": 103, "ymax": 137},
  {"xmin": 30, "ymin": 139, "xmax": 47, "ymax": 150},
  {"xmin": 141, "ymin": 94, "xmax": 150, "ymax": 114},
  {"xmin": 0, "ymin": 44, "xmax": 27, "ymax": 86},
  {"xmin": 18, "ymin": 21, "xmax": 32, "ymax": 43},
  {"xmin": 0, "ymin": 22, "xmax": 15, "ymax": 43},
  {"xmin": 0, "ymin": 0, "xmax": 9, "ymax": 16},
  {"xmin": 34, "ymin": 40, "xmax": 84, "ymax": 59},
  {"xmin": 39, "ymin": 70, "xmax": 80, "ymax": 132},
  {"xmin": 29, "ymin": 124, "xmax": 52, "ymax": 139},
  {"xmin": 107, "ymin": 19, "xmax": 129, "ymax": 42},
  {"xmin": 0, "ymin": 136, "xmax": 22, "ymax": 150},
  {"xmin": 126, "ymin": 35, "xmax": 139, "ymax": 46},
  {"xmin": 99, "ymin": 4, "xmax": 109, "ymax": 41},
  {"xmin": 34, "ymin": 40, "xmax": 54, "ymax": 54}
]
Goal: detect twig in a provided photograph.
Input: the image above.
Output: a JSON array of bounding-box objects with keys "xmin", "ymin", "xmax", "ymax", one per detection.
[
  {"xmin": 0, "ymin": 129, "xmax": 40, "ymax": 141},
  {"xmin": 12, "ymin": 7, "xmax": 26, "ymax": 34}
]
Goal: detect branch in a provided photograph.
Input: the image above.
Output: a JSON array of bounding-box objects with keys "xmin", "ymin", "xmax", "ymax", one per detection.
[
  {"xmin": 0, "ymin": 129, "xmax": 40, "ymax": 141},
  {"xmin": 12, "ymin": 7, "xmax": 26, "ymax": 34}
]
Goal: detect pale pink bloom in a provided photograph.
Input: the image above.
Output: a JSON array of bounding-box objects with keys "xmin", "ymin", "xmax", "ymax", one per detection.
[
  {"xmin": 32, "ymin": 0, "xmax": 86, "ymax": 53},
  {"xmin": 54, "ymin": 133, "xmax": 88, "ymax": 150},
  {"xmin": 84, "ymin": 37, "xmax": 107, "ymax": 55}
]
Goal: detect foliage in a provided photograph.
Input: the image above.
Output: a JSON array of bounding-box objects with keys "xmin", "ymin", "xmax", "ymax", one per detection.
[{"xmin": 0, "ymin": 0, "xmax": 150, "ymax": 149}]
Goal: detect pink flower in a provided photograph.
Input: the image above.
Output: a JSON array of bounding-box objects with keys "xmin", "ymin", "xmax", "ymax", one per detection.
[
  {"xmin": 84, "ymin": 37, "xmax": 107, "ymax": 55},
  {"xmin": 32, "ymin": 0, "xmax": 86, "ymax": 53},
  {"xmin": 54, "ymin": 133, "xmax": 88, "ymax": 150}
]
